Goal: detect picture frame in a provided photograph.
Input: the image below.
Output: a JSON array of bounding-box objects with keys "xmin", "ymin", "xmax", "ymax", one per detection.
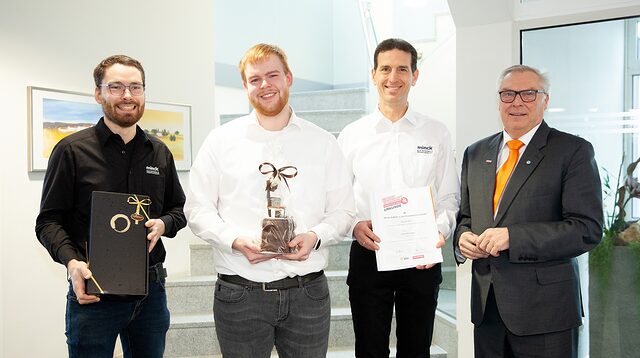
[{"xmin": 27, "ymin": 86, "xmax": 192, "ymax": 172}]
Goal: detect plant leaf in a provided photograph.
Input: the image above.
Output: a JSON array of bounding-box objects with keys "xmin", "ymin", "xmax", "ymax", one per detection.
[{"xmin": 627, "ymin": 157, "xmax": 640, "ymax": 177}]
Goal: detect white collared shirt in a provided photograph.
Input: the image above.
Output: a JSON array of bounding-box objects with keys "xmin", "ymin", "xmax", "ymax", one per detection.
[
  {"xmin": 337, "ymin": 106, "xmax": 460, "ymax": 239},
  {"xmin": 493, "ymin": 122, "xmax": 542, "ymax": 214},
  {"xmin": 184, "ymin": 109, "xmax": 355, "ymax": 282},
  {"xmin": 496, "ymin": 122, "xmax": 542, "ymax": 171}
]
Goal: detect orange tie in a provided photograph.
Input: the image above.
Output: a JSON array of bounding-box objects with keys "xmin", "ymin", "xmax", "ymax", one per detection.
[{"xmin": 493, "ymin": 139, "xmax": 524, "ymax": 213}]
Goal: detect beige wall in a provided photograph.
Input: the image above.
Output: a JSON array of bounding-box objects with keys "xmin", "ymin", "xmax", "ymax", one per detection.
[{"xmin": 0, "ymin": 0, "xmax": 214, "ymax": 356}]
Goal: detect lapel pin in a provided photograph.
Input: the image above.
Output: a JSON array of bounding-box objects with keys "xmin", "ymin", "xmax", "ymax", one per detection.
[
  {"xmin": 526, "ymin": 160, "xmax": 531, "ymax": 165},
  {"xmin": 485, "ymin": 159, "xmax": 493, "ymax": 163}
]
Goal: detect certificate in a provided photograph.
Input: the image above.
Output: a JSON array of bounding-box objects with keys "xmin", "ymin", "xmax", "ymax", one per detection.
[{"xmin": 370, "ymin": 186, "xmax": 442, "ymax": 271}]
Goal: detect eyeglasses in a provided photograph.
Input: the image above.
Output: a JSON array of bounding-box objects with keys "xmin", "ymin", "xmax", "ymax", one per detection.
[
  {"xmin": 100, "ymin": 82, "xmax": 145, "ymax": 96},
  {"xmin": 499, "ymin": 89, "xmax": 546, "ymax": 103}
]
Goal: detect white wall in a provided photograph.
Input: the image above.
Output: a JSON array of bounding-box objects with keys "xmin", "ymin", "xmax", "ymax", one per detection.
[
  {"xmin": 332, "ymin": 0, "xmax": 370, "ymax": 88},
  {"xmin": 214, "ymin": 0, "xmax": 335, "ymax": 90},
  {"xmin": 213, "ymin": 0, "xmax": 370, "ymax": 90},
  {"xmin": 514, "ymin": 0, "xmax": 640, "ymax": 20},
  {"xmin": 410, "ymin": 15, "xmax": 457, "ymax": 146},
  {"xmin": 0, "ymin": 0, "xmax": 214, "ymax": 356}
]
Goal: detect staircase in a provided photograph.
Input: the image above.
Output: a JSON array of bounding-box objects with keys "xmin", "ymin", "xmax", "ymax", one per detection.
[
  {"xmin": 165, "ymin": 88, "xmax": 458, "ymax": 357},
  {"xmin": 219, "ymin": 87, "xmax": 369, "ymax": 136},
  {"xmin": 165, "ymin": 238, "xmax": 451, "ymax": 357}
]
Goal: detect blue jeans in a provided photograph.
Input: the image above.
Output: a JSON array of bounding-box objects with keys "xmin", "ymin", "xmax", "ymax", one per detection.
[
  {"xmin": 65, "ymin": 280, "xmax": 170, "ymax": 358},
  {"xmin": 214, "ymin": 273, "xmax": 330, "ymax": 358}
]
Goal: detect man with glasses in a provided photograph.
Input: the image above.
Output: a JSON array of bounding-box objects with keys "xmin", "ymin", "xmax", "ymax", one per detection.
[
  {"xmin": 454, "ymin": 65, "xmax": 603, "ymax": 357},
  {"xmin": 36, "ymin": 54, "xmax": 186, "ymax": 357}
]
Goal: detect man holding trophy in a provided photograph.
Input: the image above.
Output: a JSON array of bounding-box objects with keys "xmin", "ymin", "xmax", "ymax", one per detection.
[{"xmin": 185, "ymin": 43, "xmax": 355, "ymax": 357}]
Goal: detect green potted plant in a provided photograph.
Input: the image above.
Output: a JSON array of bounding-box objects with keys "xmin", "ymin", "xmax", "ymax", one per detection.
[{"xmin": 589, "ymin": 156, "xmax": 640, "ymax": 358}]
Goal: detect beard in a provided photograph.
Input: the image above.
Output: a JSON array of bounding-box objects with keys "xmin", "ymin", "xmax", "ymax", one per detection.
[
  {"xmin": 249, "ymin": 87, "xmax": 289, "ymax": 117},
  {"xmin": 101, "ymin": 100, "xmax": 145, "ymax": 128}
]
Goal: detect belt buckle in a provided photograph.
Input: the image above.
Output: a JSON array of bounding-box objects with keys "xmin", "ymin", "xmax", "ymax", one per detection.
[{"xmin": 262, "ymin": 282, "xmax": 278, "ymax": 292}]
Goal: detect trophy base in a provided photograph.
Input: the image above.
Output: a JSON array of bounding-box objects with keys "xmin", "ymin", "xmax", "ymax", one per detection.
[{"xmin": 260, "ymin": 217, "xmax": 296, "ymax": 254}]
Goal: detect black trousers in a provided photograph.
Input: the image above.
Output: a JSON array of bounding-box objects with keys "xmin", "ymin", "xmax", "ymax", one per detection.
[
  {"xmin": 347, "ymin": 241, "xmax": 442, "ymax": 358},
  {"xmin": 474, "ymin": 285, "xmax": 579, "ymax": 358}
]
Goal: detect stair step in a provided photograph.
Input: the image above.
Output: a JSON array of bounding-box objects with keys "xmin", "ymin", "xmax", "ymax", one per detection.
[
  {"xmin": 219, "ymin": 109, "xmax": 365, "ymax": 136},
  {"xmin": 166, "ymin": 307, "xmax": 359, "ymax": 357},
  {"xmin": 166, "ymin": 270, "xmax": 350, "ymax": 314},
  {"xmin": 166, "ymin": 308, "xmax": 447, "ymax": 357},
  {"xmin": 289, "ymin": 87, "xmax": 368, "ymax": 111},
  {"xmin": 174, "ymin": 344, "xmax": 446, "ymax": 358},
  {"xmin": 295, "ymin": 108, "xmax": 366, "ymax": 135}
]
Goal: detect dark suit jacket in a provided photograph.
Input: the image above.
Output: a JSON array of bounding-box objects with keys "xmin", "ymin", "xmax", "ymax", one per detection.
[{"xmin": 454, "ymin": 120, "xmax": 603, "ymax": 336}]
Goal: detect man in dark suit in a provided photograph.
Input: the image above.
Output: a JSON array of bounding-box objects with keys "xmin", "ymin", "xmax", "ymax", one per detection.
[{"xmin": 454, "ymin": 64, "xmax": 603, "ymax": 358}]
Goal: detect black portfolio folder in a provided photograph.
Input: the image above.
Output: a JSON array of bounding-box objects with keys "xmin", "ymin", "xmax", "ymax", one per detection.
[{"xmin": 86, "ymin": 191, "xmax": 150, "ymax": 296}]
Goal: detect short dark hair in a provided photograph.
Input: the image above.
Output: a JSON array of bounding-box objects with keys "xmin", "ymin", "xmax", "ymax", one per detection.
[
  {"xmin": 93, "ymin": 55, "xmax": 145, "ymax": 87},
  {"xmin": 373, "ymin": 38, "xmax": 418, "ymax": 73}
]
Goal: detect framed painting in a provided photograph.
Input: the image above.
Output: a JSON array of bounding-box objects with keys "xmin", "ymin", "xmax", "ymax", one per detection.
[{"xmin": 27, "ymin": 86, "xmax": 192, "ymax": 171}]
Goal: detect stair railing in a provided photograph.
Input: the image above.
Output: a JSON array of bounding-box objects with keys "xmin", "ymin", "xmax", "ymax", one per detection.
[{"xmin": 356, "ymin": 0, "xmax": 378, "ymax": 69}]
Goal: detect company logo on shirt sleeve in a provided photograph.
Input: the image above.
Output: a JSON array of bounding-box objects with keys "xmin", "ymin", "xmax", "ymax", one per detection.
[
  {"xmin": 146, "ymin": 166, "xmax": 160, "ymax": 175},
  {"xmin": 417, "ymin": 145, "xmax": 433, "ymax": 154}
]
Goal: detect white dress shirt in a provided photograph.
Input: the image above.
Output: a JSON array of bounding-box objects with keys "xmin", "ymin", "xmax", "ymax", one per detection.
[
  {"xmin": 496, "ymin": 123, "xmax": 541, "ymax": 171},
  {"xmin": 337, "ymin": 106, "xmax": 460, "ymax": 239},
  {"xmin": 494, "ymin": 122, "xmax": 542, "ymax": 213},
  {"xmin": 185, "ymin": 109, "xmax": 355, "ymax": 282}
]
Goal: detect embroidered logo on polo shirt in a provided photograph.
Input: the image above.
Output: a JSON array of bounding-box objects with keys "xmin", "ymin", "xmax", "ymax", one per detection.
[
  {"xmin": 417, "ymin": 145, "xmax": 433, "ymax": 154},
  {"xmin": 146, "ymin": 166, "xmax": 160, "ymax": 175}
]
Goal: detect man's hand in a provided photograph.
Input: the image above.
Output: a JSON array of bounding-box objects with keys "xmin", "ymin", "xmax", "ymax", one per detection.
[
  {"xmin": 281, "ymin": 232, "xmax": 317, "ymax": 262},
  {"xmin": 232, "ymin": 236, "xmax": 279, "ymax": 264},
  {"xmin": 353, "ymin": 220, "xmax": 381, "ymax": 251},
  {"xmin": 416, "ymin": 232, "xmax": 446, "ymax": 270},
  {"xmin": 458, "ymin": 231, "xmax": 490, "ymax": 260},
  {"xmin": 476, "ymin": 227, "xmax": 509, "ymax": 257},
  {"xmin": 145, "ymin": 219, "xmax": 166, "ymax": 252},
  {"xmin": 67, "ymin": 259, "xmax": 100, "ymax": 305}
]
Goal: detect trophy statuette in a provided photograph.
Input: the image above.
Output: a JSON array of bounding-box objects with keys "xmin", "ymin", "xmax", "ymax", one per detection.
[{"xmin": 259, "ymin": 162, "xmax": 298, "ymax": 254}]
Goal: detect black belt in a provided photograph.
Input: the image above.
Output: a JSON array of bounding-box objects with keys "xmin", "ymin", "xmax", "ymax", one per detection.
[
  {"xmin": 149, "ymin": 263, "xmax": 167, "ymax": 282},
  {"xmin": 218, "ymin": 271, "xmax": 323, "ymax": 292}
]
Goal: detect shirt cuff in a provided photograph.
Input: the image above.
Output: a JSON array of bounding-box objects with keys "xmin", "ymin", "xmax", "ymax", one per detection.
[
  {"xmin": 58, "ymin": 244, "xmax": 83, "ymax": 267},
  {"xmin": 309, "ymin": 223, "xmax": 333, "ymax": 245},
  {"xmin": 437, "ymin": 223, "xmax": 451, "ymax": 240},
  {"xmin": 347, "ymin": 217, "xmax": 363, "ymax": 240},
  {"xmin": 454, "ymin": 245, "xmax": 467, "ymax": 264},
  {"xmin": 218, "ymin": 227, "xmax": 244, "ymax": 255},
  {"xmin": 159, "ymin": 215, "xmax": 174, "ymax": 237}
]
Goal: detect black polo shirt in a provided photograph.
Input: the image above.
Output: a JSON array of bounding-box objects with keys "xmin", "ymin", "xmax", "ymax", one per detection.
[{"xmin": 36, "ymin": 118, "xmax": 186, "ymax": 267}]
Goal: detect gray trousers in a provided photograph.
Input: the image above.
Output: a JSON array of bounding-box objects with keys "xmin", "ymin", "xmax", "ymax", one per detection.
[{"xmin": 213, "ymin": 273, "xmax": 330, "ymax": 358}]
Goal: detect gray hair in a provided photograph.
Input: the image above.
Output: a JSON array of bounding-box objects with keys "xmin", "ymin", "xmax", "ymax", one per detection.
[{"xmin": 498, "ymin": 64, "xmax": 550, "ymax": 92}]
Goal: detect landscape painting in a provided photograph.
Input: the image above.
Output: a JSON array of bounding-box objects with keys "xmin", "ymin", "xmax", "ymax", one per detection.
[{"xmin": 28, "ymin": 86, "xmax": 192, "ymax": 171}]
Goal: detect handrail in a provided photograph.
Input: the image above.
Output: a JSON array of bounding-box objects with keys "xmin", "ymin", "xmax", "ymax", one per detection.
[{"xmin": 356, "ymin": 0, "xmax": 377, "ymax": 69}]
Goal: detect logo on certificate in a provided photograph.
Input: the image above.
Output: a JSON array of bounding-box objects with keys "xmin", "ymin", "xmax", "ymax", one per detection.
[{"xmin": 382, "ymin": 195, "xmax": 408, "ymax": 211}]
